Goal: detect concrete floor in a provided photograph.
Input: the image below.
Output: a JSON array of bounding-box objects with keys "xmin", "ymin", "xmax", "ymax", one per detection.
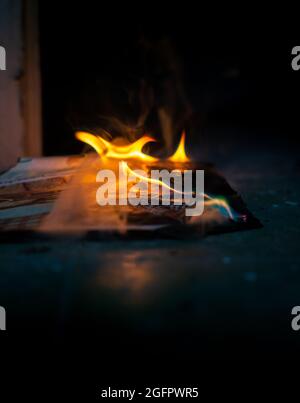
[{"xmin": 1, "ymin": 131, "xmax": 300, "ymax": 360}]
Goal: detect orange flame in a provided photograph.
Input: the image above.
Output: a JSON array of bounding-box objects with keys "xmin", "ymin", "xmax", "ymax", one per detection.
[
  {"xmin": 75, "ymin": 131, "xmax": 158, "ymax": 162},
  {"xmin": 75, "ymin": 130, "xmax": 234, "ymax": 220},
  {"xmin": 168, "ymin": 131, "xmax": 190, "ymax": 163}
]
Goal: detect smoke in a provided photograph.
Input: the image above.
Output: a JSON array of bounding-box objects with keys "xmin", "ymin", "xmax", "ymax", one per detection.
[
  {"xmin": 68, "ymin": 37, "xmax": 192, "ymax": 154},
  {"xmin": 39, "ymin": 154, "xmax": 128, "ymax": 234}
]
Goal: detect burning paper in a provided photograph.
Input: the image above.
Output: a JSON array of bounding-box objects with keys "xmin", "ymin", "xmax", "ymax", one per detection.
[
  {"xmin": 37, "ymin": 131, "xmax": 261, "ymax": 238},
  {"xmin": 0, "ymin": 130, "xmax": 261, "ymax": 239}
]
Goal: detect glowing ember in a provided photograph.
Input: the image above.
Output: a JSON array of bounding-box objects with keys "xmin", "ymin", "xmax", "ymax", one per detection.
[{"xmin": 168, "ymin": 131, "xmax": 190, "ymax": 163}]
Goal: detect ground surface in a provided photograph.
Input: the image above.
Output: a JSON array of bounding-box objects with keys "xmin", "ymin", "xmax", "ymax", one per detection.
[{"xmin": 1, "ymin": 130, "xmax": 300, "ymax": 361}]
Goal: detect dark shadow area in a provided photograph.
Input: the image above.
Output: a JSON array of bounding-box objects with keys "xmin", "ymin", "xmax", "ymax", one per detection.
[{"xmin": 39, "ymin": 5, "xmax": 300, "ymax": 155}]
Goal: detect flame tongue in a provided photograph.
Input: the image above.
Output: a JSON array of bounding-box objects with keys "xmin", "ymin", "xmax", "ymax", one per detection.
[
  {"xmin": 75, "ymin": 131, "xmax": 107, "ymax": 156},
  {"xmin": 168, "ymin": 131, "xmax": 190, "ymax": 163},
  {"xmin": 75, "ymin": 131, "xmax": 158, "ymax": 162},
  {"xmin": 76, "ymin": 130, "xmax": 190, "ymax": 163}
]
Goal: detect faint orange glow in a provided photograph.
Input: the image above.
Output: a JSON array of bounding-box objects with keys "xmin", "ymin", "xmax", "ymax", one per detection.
[
  {"xmin": 168, "ymin": 131, "xmax": 190, "ymax": 163},
  {"xmin": 76, "ymin": 131, "xmax": 158, "ymax": 162},
  {"xmin": 98, "ymin": 251, "xmax": 153, "ymax": 295}
]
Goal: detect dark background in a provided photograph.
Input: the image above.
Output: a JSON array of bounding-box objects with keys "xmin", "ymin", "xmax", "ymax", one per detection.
[
  {"xmin": 39, "ymin": 4, "xmax": 300, "ymax": 156},
  {"xmin": 2, "ymin": 6, "xmax": 300, "ymax": 392}
]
